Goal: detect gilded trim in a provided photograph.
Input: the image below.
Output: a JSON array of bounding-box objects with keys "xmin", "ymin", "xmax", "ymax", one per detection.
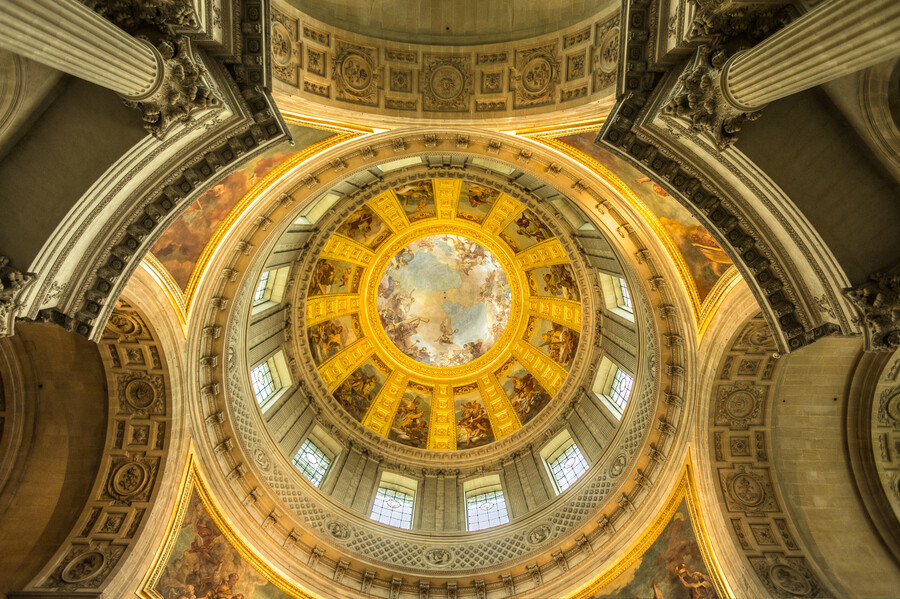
[
  {"xmin": 512, "ymin": 117, "xmax": 609, "ymax": 139},
  {"xmin": 697, "ymin": 266, "xmax": 743, "ymax": 343},
  {"xmin": 140, "ymin": 252, "xmax": 187, "ymax": 334}
]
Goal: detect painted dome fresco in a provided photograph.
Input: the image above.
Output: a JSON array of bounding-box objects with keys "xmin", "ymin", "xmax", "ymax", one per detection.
[{"xmin": 302, "ymin": 178, "xmax": 584, "ymax": 451}]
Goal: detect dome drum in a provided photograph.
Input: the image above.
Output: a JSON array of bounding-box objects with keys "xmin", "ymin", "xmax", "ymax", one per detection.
[{"xmin": 190, "ymin": 130, "xmax": 692, "ymax": 595}]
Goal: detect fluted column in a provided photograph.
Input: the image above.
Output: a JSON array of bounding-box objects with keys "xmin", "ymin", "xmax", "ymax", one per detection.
[
  {"xmin": 722, "ymin": 0, "xmax": 900, "ymax": 110},
  {"xmin": 0, "ymin": 0, "xmax": 162, "ymax": 99}
]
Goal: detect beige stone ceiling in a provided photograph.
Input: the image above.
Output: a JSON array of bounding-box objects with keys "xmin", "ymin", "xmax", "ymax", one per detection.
[{"xmin": 284, "ymin": 0, "xmax": 611, "ymax": 45}]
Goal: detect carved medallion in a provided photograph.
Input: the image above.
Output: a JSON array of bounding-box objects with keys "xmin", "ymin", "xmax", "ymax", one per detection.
[
  {"xmin": 111, "ymin": 461, "xmax": 150, "ymax": 497},
  {"xmin": 768, "ymin": 564, "xmax": 813, "ymax": 596},
  {"xmin": 715, "ymin": 382, "xmax": 764, "ymax": 429},
  {"xmin": 592, "ymin": 20, "xmax": 620, "ymax": 90},
  {"xmin": 325, "ymin": 519, "xmax": 351, "ymax": 540},
  {"xmin": 513, "ymin": 44, "xmax": 559, "ymax": 108},
  {"xmin": 118, "ymin": 373, "xmax": 164, "ymax": 415},
  {"xmin": 252, "ymin": 445, "xmax": 271, "ymax": 472},
  {"xmin": 60, "ymin": 551, "xmax": 105, "ymax": 583},
  {"xmin": 271, "ymin": 21, "xmax": 293, "ymax": 66},
  {"xmin": 333, "ymin": 41, "xmax": 379, "ymax": 106},
  {"xmin": 424, "ymin": 547, "xmax": 455, "ymax": 567},
  {"xmin": 608, "ymin": 454, "xmax": 627, "ymax": 478},
  {"xmin": 719, "ymin": 466, "xmax": 777, "ymax": 514},
  {"xmin": 522, "ymin": 57, "xmax": 553, "ymax": 94},
  {"xmin": 125, "ymin": 378, "xmax": 156, "ymax": 410},
  {"xmin": 422, "ymin": 55, "xmax": 472, "ymax": 111},
  {"xmin": 526, "ymin": 522, "xmax": 554, "ymax": 545},
  {"xmin": 730, "ymin": 473, "xmax": 765, "ymax": 507}
]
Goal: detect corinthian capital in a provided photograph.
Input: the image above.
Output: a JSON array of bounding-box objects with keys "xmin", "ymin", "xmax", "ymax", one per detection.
[
  {"xmin": 663, "ymin": 45, "xmax": 762, "ymax": 149},
  {"xmin": 0, "ymin": 255, "xmax": 36, "ymax": 337},
  {"xmin": 122, "ymin": 36, "xmax": 219, "ymax": 137}
]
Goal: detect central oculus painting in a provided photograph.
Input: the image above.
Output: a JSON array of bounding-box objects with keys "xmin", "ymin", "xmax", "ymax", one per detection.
[{"xmin": 377, "ymin": 234, "xmax": 512, "ymax": 367}]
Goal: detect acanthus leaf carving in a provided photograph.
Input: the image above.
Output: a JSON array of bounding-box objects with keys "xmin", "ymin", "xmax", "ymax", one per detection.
[
  {"xmin": 0, "ymin": 255, "xmax": 36, "ymax": 337},
  {"xmin": 844, "ymin": 273, "xmax": 900, "ymax": 352},
  {"xmin": 663, "ymin": 45, "xmax": 762, "ymax": 149},
  {"xmin": 122, "ymin": 36, "xmax": 220, "ymax": 138}
]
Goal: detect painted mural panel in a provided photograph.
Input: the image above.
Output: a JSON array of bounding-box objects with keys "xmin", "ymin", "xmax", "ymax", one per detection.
[
  {"xmin": 150, "ymin": 125, "xmax": 332, "ymax": 291},
  {"xmin": 153, "ymin": 490, "xmax": 290, "ymax": 599},
  {"xmin": 588, "ymin": 500, "xmax": 718, "ymax": 599},
  {"xmin": 333, "ymin": 360, "xmax": 386, "ymax": 421},
  {"xmin": 531, "ymin": 318, "xmax": 579, "ymax": 368},
  {"xmin": 457, "ymin": 182, "xmax": 500, "ymax": 224},
  {"xmin": 394, "ymin": 180, "xmax": 436, "ymax": 221},
  {"xmin": 499, "ymin": 360, "xmax": 551, "ymax": 425},
  {"xmin": 308, "ymin": 259, "xmax": 360, "ymax": 296},
  {"xmin": 455, "ymin": 390, "xmax": 495, "ymax": 448},
  {"xmin": 557, "ymin": 132, "xmax": 732, "ymax": 302},
  {"xmin": 389, "ymin": 388, "xmax": 432, "ymax": 448},
  {"xmin": 530, "ymin": 264, "xmax": 580, "ymax": 301},
  {"xmin": 377, "ymin": 234, "xmax": 512, "ymax": 367},
  {"xmin": 501, "ymin": 209, "xmax": 553, "ymax": 252},
  {"xmin": 308, "ymin": 315, "xmax": 358, "ymax": 363},
  {"xmin": 335, "ymin": 205, "xmax": 391, "ymax": 248}
]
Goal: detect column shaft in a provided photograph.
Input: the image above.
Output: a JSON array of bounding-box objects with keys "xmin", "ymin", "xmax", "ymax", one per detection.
[
  {"xmin": 0, "ymin": 0, "xmax": 161, "ymax": 98},
  {"xmin": 723, "ymin": 0, "xmax": 900, "ymax": 110}
]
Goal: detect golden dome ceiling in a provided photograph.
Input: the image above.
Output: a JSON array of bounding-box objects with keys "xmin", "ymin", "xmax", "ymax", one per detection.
[{"xmin": 302, "ymin": 178, "xmax": 583, "ymax": 451}]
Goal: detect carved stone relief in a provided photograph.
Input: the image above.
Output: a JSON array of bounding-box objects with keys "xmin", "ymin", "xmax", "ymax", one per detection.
[
  {"xmin": 708, "ymin": 315, "xmax": 830, "ymax": 597},
  {"xmin": 512, "ymin": 43, "xmax": 560, "ymax": 108},
  {"xmin": 272, "ymin": 9, "xmax": 301, "ymax": 86},
  {"xmin": 26, "ymin": 299, "xmax": 171, "ymax": 593},
  {"xmin": 271, "ymin": 1, "xmax": 618, "ymax": 119},
  {"xmin": 422, "ymin": 54, "xmax": 472, "ymax": 112},
  {"xmin": 591, "ymin": 17, "xmax": 619, "ymax": 91},
  {"xmin": 334, "ymin": 40, "xmax": 381, "ymax": 107}
]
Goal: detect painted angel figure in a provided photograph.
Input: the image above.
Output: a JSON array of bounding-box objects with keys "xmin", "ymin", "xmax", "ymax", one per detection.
[{"xmin": 437, "ymin": 316, "xmax": 459, "ymax": 345}]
